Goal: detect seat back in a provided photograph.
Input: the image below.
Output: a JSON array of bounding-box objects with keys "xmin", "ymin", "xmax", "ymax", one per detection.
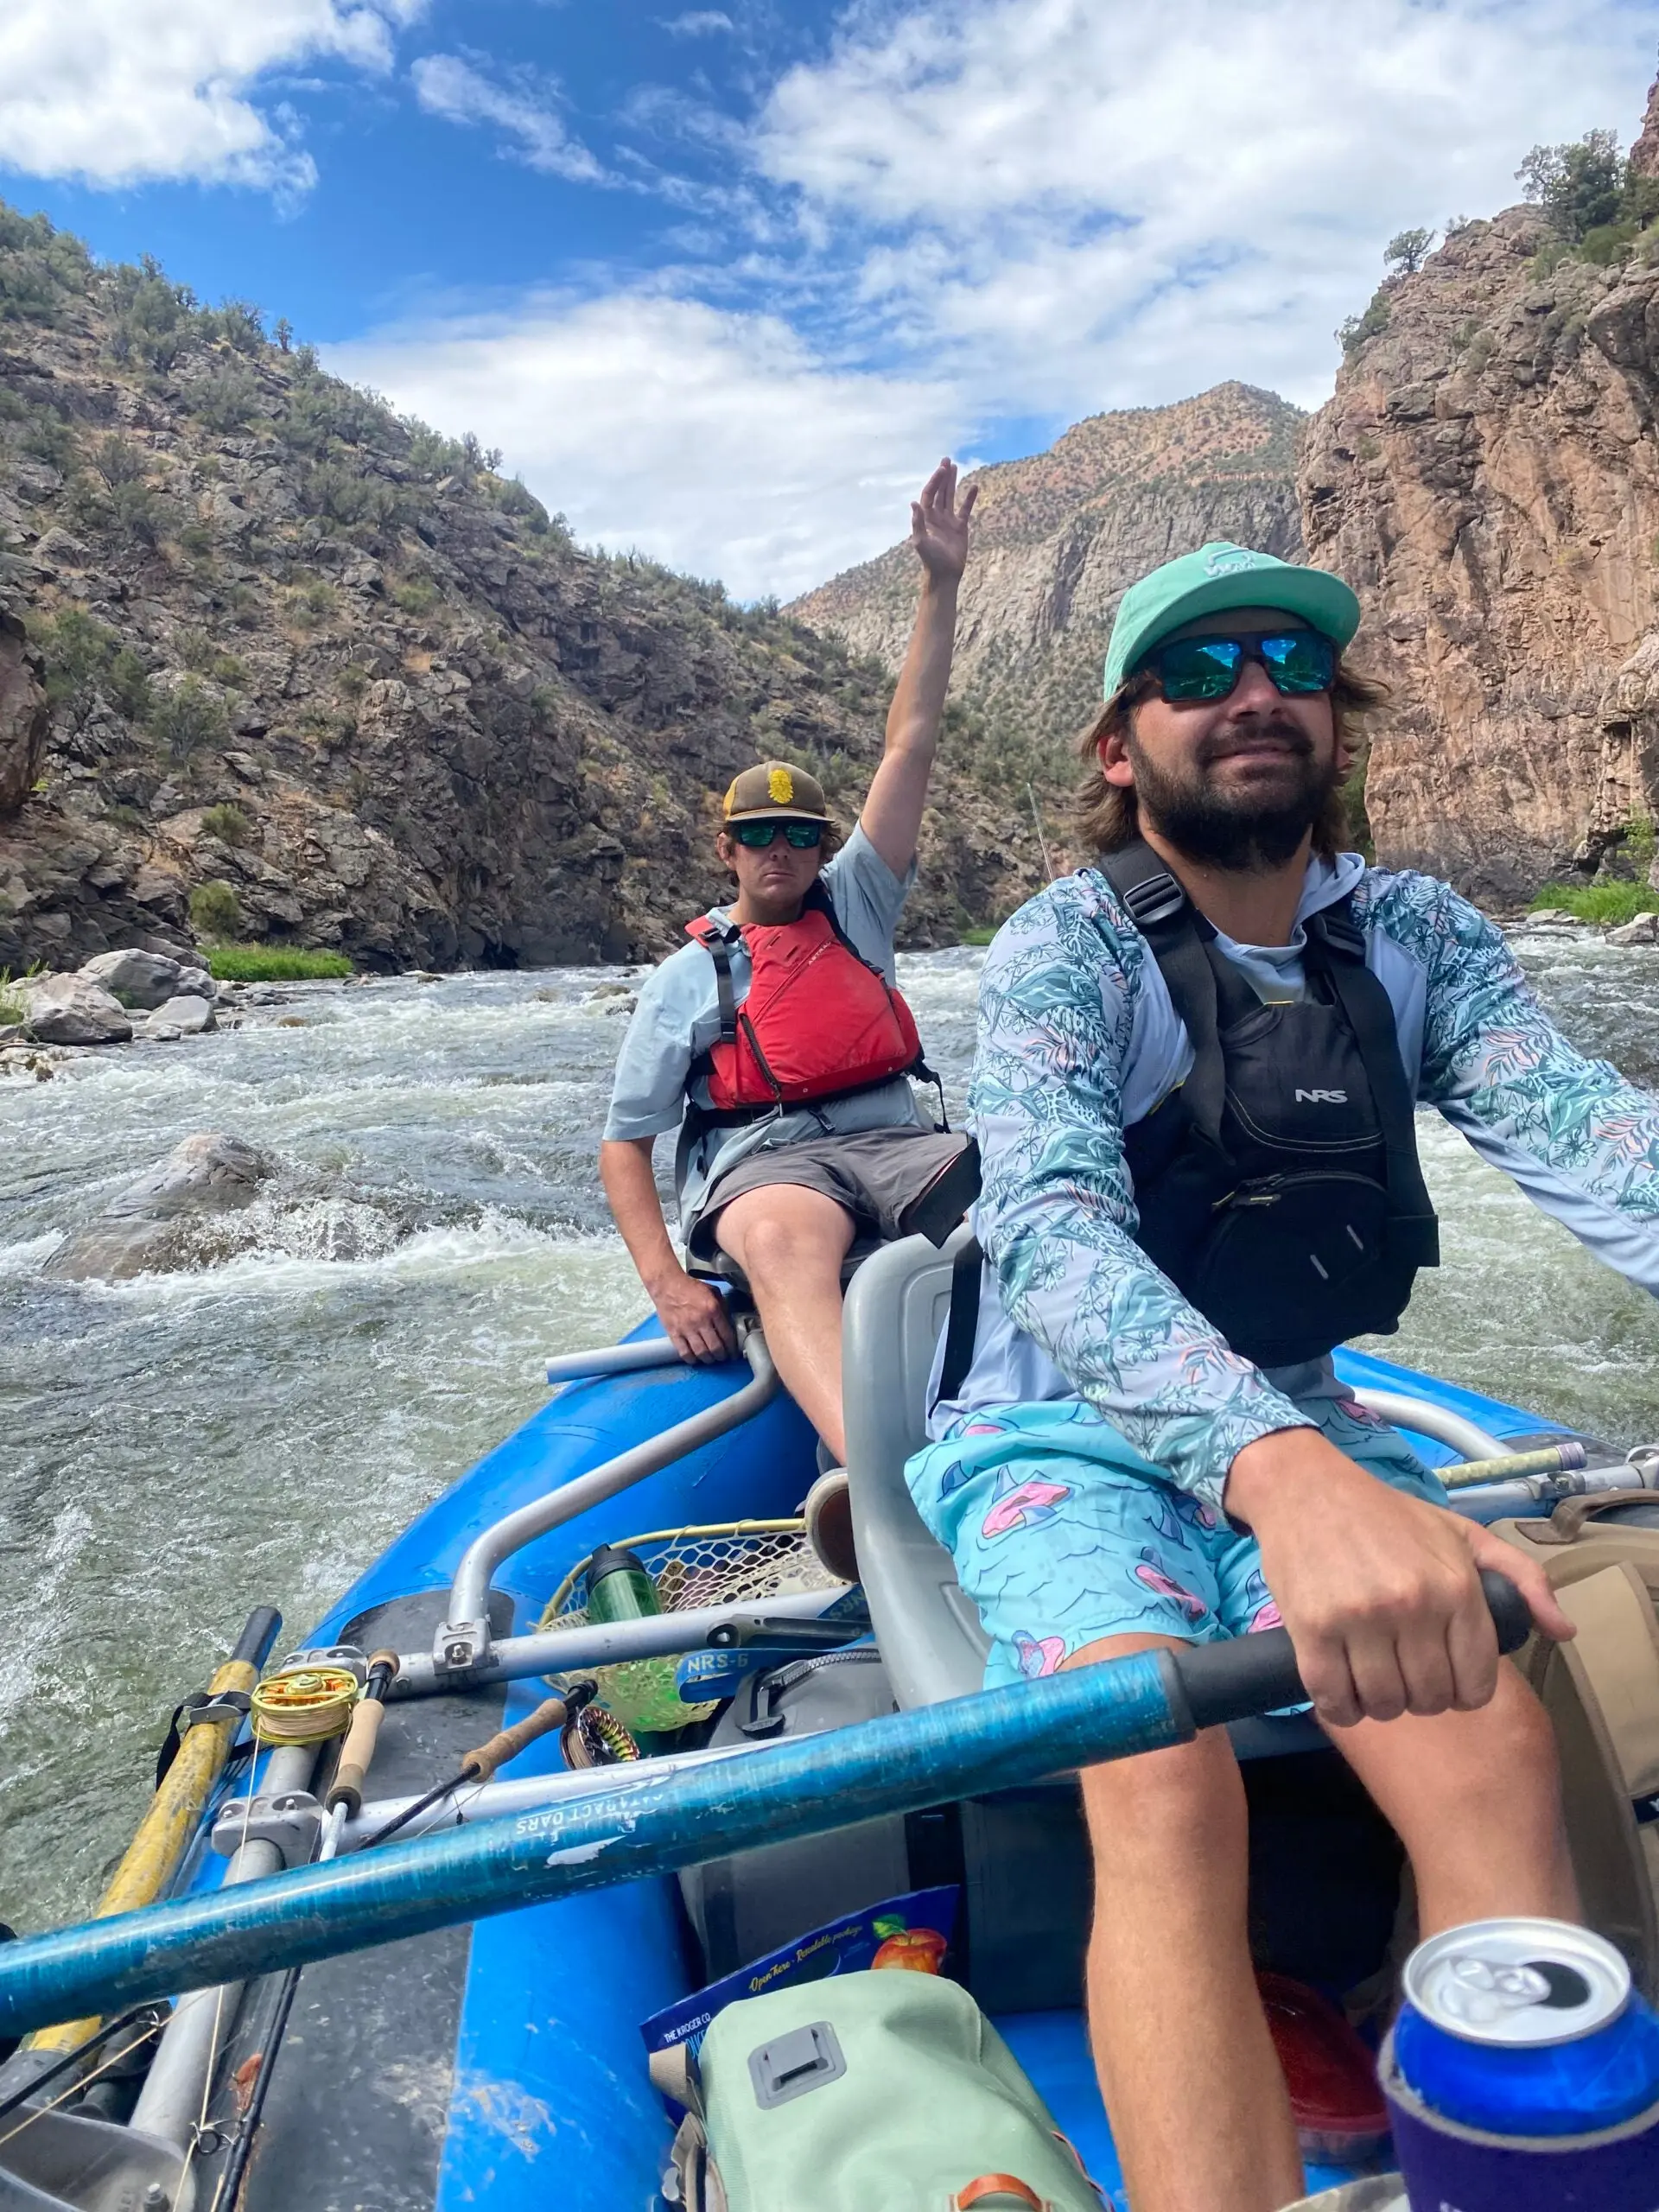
[
  {"xmin": 842, "ymin": 1228, "xmax": 990, "ymax": 1708},
  {"xmin": 841, "ymin": 1226, "xmax": 1329, "ymax": 1758}
]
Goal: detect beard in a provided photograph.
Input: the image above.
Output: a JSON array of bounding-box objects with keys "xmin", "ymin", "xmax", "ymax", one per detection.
[{"xmin": 1126, "ymin": 719, "xmax": 1340, "ymax": 871}]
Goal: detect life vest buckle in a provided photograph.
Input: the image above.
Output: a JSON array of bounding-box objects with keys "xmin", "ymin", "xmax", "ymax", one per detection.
[
  {"xmin": 1312, "ymin": 908, "xmax": 1366, "ymax": 963},
  {"xmin": 1120, "ymin": 870, "xmax": 1188, "ymax": 929}
]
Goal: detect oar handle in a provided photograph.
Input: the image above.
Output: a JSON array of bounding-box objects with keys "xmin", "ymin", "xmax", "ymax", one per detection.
[
  {"xmin": 1168, "ymin": 1567, "xmax": 1534, "ymax": 1730},
  {"xmin": 461, "ymin": 1694, "xmax": 570, "ymax": 1783}
]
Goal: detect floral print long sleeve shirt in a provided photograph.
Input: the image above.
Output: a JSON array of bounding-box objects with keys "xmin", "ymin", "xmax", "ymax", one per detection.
[{"xmin": 957, "ymin": 856, "xmax": 1659, "ymax": 1517}]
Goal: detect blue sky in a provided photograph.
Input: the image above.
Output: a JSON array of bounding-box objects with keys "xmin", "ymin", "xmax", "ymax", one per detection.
[{"xmin": 3, "ymin": 2, "xmax": 1657, "ymax": 597}]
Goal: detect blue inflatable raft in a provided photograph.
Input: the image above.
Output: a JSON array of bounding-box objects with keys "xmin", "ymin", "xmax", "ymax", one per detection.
[{"xmin": 0, "ymin": 1227, "xmax": 1649, "ymax": 2212}]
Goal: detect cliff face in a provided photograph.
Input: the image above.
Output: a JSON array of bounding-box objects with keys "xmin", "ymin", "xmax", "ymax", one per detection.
[
  {"xmin": 1299, "ymin": 208, "xmax": 1659, "ymax": 901},
  {"xmin": 789, "ymin": 384, "xmax": 1303, "ymax": 781},
  {"xmin": 0, "ymin": 205, "xmax": 1043, "ymax": 974}
]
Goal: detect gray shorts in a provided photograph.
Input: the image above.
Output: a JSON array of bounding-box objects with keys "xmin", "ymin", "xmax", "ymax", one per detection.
[{"xmin": 689, "ymin": 1128, "xmax": 969, "ymax": 1262}]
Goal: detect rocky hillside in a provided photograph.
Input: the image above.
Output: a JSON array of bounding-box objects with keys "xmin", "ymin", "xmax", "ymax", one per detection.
[
  {"xmin": 789, "ymin": 384, "xmax": 1304, "ymax": 798},
  {"xmin": 0, "ymin": 208, "xmax": 1044, "ymax": 975},
  {"xmin": 1298, "ymin": 89, "xmax": 1659, "ymax": 902}
]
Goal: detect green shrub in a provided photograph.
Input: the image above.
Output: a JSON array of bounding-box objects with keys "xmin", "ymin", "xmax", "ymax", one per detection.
[
  {"xmin": 191, "ymin": 365, "xmax": 260, "ymax": 431},
  {"xmin": 1338, "ymin": 289, "xmax": 1392, "ymax": 356},
  {"xmin": 149, "ymin": 676, "xmax": 229, "ymax": 762},
  {"xmin": 1530, "ymin": 881, "xmax": 1659, "ymax": 925},
  {"xmin": 109, "ymin": 649, "xmax": 152, "ymax": 722},
  {"xmin": 337, "ymin": 663, "xmax": 369, "ymax": 701},
  {"xmin": 289, "ymin": 579, "xmax": 336, "ymax": 627},
  {"xmin": 36, "ymin": 606, "xmax": 116, "ymax": 725},
  {"xmin": 1383, "ymin": 227, "xmax": 1435, "ymax": 275},
  {"xmin": 206, "ymin": 944, "xmax": 352, "ymax": 981},
  {"xmin": 188, "ymin": 880, "xmax": 244, "ymax": 939},
  {"xmin": 391, "ymin": 577, "xmax": 437, "ymax": 616},
  {"xmin": 200, "ymin": 803, "xmax": 251, "ymax": 846},
  {"xmin": 1518, "ymin": 130, "xmax": 1622, "ymax": 241},
  {"xmin": 960, "ymin": 925, "xmax": 998, "ymax": 946},
  {"xmin": 1578, "ymin": 220, "xmax": 1638, "ymax": 266},
  {"xmin": 17, "ymin": 407, "xmax": 77, "ymax": 469},
  {"xmin": 0, "ymin": 968, "xmax": 27, "ymax": 1026}
]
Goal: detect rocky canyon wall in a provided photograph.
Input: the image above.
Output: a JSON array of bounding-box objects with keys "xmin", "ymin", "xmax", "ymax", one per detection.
[
  {"xmin": 790, "ymin": 384, "xmax": 1303, "ymax": 782},
  {"xmin": 1299, "ymin": 208, "xmax": 1659, "ymax": 901}
]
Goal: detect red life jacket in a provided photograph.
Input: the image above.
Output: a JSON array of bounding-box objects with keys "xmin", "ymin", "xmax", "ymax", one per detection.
[{"xmin": 684, "ymin": 891, "xmax": 925, "ymax": 1114}]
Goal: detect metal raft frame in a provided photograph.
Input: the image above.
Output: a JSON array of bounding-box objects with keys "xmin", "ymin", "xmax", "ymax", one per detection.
[{"xmin": 427, "ymin": 1325, "xmax": 785, "ymax": 1679}]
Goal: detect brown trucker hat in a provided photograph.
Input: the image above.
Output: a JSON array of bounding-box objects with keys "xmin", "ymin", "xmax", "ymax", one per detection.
[{"xmin": 721, "ymin": 760, "xmax": 832, "ymax": 824}]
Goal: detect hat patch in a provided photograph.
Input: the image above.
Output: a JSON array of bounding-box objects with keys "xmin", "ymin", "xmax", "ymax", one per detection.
[
  {"xmin": 1202, "ymin": 544, "xmax": 1274, "ymax": 577},
  {"xmin": 768, "ymin": 766, "xmax": 795, "ymax": 805}
]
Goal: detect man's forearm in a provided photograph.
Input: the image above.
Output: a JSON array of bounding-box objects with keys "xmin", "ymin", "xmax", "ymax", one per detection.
[
  {"xmin": 885, "ymin": 572, "xmax": 960, "ymax": 762},
  {"xmin": 599, "ymin": 1137, "xmax": 683, "ymax": 1293}
]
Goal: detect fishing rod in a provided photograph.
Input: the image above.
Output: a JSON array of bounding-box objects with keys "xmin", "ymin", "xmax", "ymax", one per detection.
[
  {"xmin": 0, "ymin": 1574, "xmax": 1531, "ymax": 2042},
  {"xmin": 207, "ymin": 1680, "xmax": 593, "ymax": 2208}
]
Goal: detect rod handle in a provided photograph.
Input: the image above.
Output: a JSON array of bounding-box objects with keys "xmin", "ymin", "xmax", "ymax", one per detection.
[
  {"xmin": 327, "ymin": 1698, "xmax": 389, "ymax": 1816},
  {"xmin": 461, "ymin": 1695, "xmax": 569, "ymax": 1783}
]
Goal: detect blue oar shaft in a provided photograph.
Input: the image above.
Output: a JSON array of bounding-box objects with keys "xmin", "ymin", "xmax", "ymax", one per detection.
[{"xmin": 0, "ymin": 1648, "xmax": 1187, "ymax": 2039}]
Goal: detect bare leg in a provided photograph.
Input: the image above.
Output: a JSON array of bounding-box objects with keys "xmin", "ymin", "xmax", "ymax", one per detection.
[
  {"xmin": 1068, "ymin": 1632, "xmax": 1305, "ymax": 2212},
  {"xmin": 1332, "ymin": 1660, "xmax": 1579, "ymax": 1933},
  {"xmin": 714, "ymin": 1184, "xmax": 856, "ymax": 1460}
]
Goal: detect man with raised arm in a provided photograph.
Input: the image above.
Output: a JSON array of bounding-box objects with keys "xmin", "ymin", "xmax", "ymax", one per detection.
[
  {"xmin": 600, "ymin": 460, "xmax": 977, "ymax": 1495},
  {"xmin": 902, "ymin": 541, "xmax": 1659, "ymax": 2211}
]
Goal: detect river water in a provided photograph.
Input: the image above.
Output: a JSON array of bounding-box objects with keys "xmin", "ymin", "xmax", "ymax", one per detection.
[{"xmin": 3, "ymin": 925, "xmax": 1659, "ymax": 1935}]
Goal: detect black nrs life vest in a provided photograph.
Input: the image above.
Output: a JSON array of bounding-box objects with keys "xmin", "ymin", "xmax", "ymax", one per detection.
[
  {"xmin": 1104, "ymin": 840, "xmax": 1439, "ymax": 1367},
  {"xmin": 934, "ymin": 843, "xmax": 1440, "ymax": 1402}
]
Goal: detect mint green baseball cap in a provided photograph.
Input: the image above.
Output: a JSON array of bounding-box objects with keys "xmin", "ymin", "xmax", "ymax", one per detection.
[{"xmin": 1103, "ymin": 542, "xmax": 1361, "ymax": 699}]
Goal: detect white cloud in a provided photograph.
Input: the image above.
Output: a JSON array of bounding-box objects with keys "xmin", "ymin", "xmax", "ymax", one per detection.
[
  {"xmin": 0, "ymin": 0, "xmax": 424, "ymax": 193},
  {"xmin": 410, "ymin": 53, "xmax": 605, "ymax": 181},
  {"xmin": 330, "ymin": 292, "xmax": 962, "ymax": 599},
  {"xmin": 661, "ymin": 11, "xmax": 736, "ymax": 34},
  {"xmin": 755, "ymin": 0, "xmax": 1656, "ymax": 410}
]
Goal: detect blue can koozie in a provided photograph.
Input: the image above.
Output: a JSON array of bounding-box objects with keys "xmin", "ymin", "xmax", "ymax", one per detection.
[{"xmin": 1382, "ymin": 1917, "xmax": 1659, "ymax": 2209}]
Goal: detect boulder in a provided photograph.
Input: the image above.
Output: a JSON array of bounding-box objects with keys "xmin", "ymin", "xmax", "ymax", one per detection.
[
  {"xmin": 142, "ymin": 994, "xmax": 215, "ymax": 1039},
  {"xmin": 77, "ymin": 948, "xmax": 183, "ymax": 1008},
  {"xmin": 22, "ymin": 972, "xmax": 132, "ymax": 1045},
  {"xmin": 175, "ymin": 966, "xmax": 213, "ymax": 1000},
  {"xmin": 45, "ymin": 1132, "xmax": 270, "ymax": 1281},
  {"xmin": 1607, "ymin": 912, "xmax": 1659, "ymax": 946}
]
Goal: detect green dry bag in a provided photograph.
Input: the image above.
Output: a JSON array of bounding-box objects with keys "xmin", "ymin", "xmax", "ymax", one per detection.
[{"xmin": 651, "ymin": 1970, "xmax": 1109, "ymax": 2211}]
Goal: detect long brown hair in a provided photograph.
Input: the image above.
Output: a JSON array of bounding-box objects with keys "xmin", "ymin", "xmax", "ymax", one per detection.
[{"xmin": 1074, "ymin": 656, "xmax": 1389, "ymax": 859}]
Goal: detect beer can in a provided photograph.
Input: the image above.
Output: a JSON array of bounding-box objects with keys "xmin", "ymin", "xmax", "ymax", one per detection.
[{"xmin": 1382, "ymin": 1917, "xmax": 1659, "ymax": 2210}]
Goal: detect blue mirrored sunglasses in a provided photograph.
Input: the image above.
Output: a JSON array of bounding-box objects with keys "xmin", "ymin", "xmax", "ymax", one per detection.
[
  {"xmin": 1143, "ymin": 631, "xmax": 1337, "ymax": 703},
  {"xmin": 730, "ymin": 818, "xmax": 824, "ymax": 849}
]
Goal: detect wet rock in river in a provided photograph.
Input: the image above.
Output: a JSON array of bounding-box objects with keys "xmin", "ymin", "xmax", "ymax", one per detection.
[
  {"xmin": 21, "ymin": 972, "xmax": 132, "ymax": 1045},
  {"xmin": 46, "ymin": 1132, "xmax": 271, "ymax": 1281},
  {"xmin": 1607, "ymin": 912, "xmax": 1659, "ymax": 946},
  {"xmin": 76, "ymin": 949, "xmax": 185, "ymax": 1009},
  {"xmin": 141, "ymin": 994, "xmax": 216, "ymax": 1040}
]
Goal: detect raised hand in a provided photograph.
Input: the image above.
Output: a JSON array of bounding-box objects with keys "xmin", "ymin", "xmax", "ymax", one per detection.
[{"xmin": 910, "ymin": 456, "xmax": 977, "ymax": 584}]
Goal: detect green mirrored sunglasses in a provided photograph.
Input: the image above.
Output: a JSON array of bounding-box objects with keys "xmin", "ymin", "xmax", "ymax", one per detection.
[
  {"xmin": 730, "ymin": 818, "xmax": 824, "ymax": 849},
  {"xmin": 1144, "ymin": 631, "xmax": 1337, "ymax": 704}
]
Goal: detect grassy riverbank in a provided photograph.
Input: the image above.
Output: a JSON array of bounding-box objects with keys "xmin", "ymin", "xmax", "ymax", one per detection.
[{"xmin": 206, "ymin": 945, "xmax": 354, "ymax": 982}]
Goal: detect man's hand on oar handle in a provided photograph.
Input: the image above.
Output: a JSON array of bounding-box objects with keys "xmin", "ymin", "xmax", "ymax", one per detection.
[{"xmin": 1225, "ymin": 1426, "xmax": 1576, "ymax": 1732}]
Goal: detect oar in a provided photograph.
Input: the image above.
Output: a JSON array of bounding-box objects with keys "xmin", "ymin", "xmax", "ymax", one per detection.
[{"xmin": 0, "ymin": 1575, "xmax": 1531, "ymax": 2043}]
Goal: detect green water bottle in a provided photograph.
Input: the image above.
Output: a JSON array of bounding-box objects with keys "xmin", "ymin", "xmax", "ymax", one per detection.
[{"xmin": 583, "ymin": 1546, "xmax": 703, "ymax": 1736}]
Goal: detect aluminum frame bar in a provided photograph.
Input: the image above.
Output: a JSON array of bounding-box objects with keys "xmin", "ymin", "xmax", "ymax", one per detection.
[{"xmin": 435, "ymin": 1329, "xmax": 778, "ymax": 1674}]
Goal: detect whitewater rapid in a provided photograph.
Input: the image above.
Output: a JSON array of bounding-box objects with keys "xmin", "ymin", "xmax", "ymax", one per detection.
[{"xmin": 3, "ymin": 928, "xmax": 1659, "ymax": 1930}]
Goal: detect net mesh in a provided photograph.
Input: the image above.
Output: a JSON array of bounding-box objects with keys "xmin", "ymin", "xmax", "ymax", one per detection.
[{"xmin": 537, "ymin": 1521, "xmax": 842, "ymax": 1727}]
